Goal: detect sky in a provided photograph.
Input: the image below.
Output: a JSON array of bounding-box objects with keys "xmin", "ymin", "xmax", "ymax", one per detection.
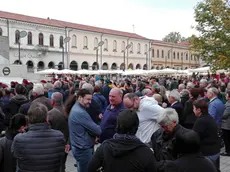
[{"xmin": 0, "ymin": 0, "xmax": 201, "ymax": 40}]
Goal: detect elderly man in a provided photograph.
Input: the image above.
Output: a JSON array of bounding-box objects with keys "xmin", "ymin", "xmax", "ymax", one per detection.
[
  {"xmin": 123, "ymin": 93, "xmax": 164, "ymax": 145},
  {"xmin": 142, "ymin": 88, "xmax": 153, "ymax": 97},
  {"xmin": 19, "ymin": 83, "xmax": 52, "ymax": 116},
  {"xmin": 153, "ymin": 94, "xmax": 163, "ymax": 107},
  {"xmin": 207, "ymin": 87, "xmax": 224, "ymax": 126},
  {"xmin": 100, "ymin": 88, "xmax": 125, "ymax": 143},
  {"xmin": 12, "ymin": 102, "xmax": 65, "ymax": 172},
  {"xmin": 151, "ymin": 108, "xmax": 189, "ymax": 172},
  {"xmin": 186, "ymin": 82, "xmax": 195, "ymax": 91},
  {"xmin": 48, "ymin": 80, "xmax": 65, "ymax": 100},
  {"xmin": 178, "ymin": 84, "xmax": 185, "ymax": 93},
  {"xmin": 200, "ymin": 79, "xmax": 208, "ymax": 89},
  {"xmin": 47, "ymin": 92, "xmax": 69, "ymax": 172},
  {"xmin": 32, "ymin": 83, "xmax": 53, "ymax": 110},
  {"xmin": 168, "ymin": 89, "xmax": 184, "ymax": 125}
]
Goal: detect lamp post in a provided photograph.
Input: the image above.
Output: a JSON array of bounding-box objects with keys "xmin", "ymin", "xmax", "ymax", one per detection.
[
  {"xmin": 123, "ymin": 44, "xmax": 131, "ymax": 71},
  {"xmin": 94, "ymin": 41, "xmax": 104, "ymax": 70},
  {"xmin": 62, "ymin": 37, "xmax": 71, "ymax": 69},
  {"xmin": 18, "ymin": 31, "xmax": 27, "ymax": 64}
]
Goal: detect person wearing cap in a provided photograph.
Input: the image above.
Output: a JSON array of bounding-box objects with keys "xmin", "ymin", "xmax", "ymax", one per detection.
[
  {"xmin": 0, "ymin": 113, "xmax": 27, "ymax": 172},
  {"xmin": 88, "ymin": 110, "xmax": 157, "ymax": 172}
]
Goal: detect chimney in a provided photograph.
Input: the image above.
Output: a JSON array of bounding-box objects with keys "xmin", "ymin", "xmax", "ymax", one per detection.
[{"xmin": 47, "ymin": 17, "xmax": 50, "ymax": 20}]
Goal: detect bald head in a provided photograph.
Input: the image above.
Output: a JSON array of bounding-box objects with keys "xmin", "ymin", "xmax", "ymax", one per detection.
[{"xmin": 109, "ymin": 88, "xmax": 123, "ymax": 106}]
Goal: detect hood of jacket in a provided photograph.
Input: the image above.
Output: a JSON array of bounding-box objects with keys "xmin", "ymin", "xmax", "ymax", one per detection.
[
  {"xmin": 104, "ymin": 134, "xmax": 147, "ymax": 157},
  {"xmin": 11, "ymin": 94, "xmax": 28, "ymax": 105}
]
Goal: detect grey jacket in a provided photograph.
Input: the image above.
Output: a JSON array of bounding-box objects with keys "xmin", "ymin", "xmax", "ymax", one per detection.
[{"xmin": 221, "ymin": 102, "xmax": 230, "ymax": 130}]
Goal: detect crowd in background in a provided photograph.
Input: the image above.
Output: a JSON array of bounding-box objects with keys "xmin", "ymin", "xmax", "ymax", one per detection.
[{"xmin": 0, "ymin": 74, "xmax": 229, "ymax": 172}]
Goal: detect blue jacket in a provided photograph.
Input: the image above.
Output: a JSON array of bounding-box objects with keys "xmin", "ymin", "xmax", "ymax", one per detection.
[
  {"xmin": 100, "ymin": 103, "xmax": 126, "ymax": 143},
  {"xmin": 12, "ymin": 123, "xmax": 65, "ymax": 172},
  {"xmin": 93, "ymin": 93, "xmax": 108, "ymax": 114},
  {"xmin": 208, "ymin": 97, "xmax": 225, "ymax": 126},
  {"xmin": 69, "ymin": 102, "xmax": 101, "ymax": 149}
]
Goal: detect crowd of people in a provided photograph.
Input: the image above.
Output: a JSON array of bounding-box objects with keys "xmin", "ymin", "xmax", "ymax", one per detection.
[{"xmin": 0, "ymin": 74, "xmax": 229, "ymax": 172}]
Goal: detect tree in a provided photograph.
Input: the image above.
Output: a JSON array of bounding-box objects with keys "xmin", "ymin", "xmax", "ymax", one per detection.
[
  {"xmin": 162, "ymin": 32, "xmax": 188, "ymax": 43},
  {"xmin": 190, "ymin": 0, "xmax": 230, "ymax": 71}
]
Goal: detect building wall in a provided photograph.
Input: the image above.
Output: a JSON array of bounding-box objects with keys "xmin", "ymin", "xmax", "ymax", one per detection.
[
  {"xmin": 151, "ymin": 42, "xmax": 200, "ymax": 70},
  {"xmin": 68, "ymin": 30, "xmax": 150, "ymax": 70}
]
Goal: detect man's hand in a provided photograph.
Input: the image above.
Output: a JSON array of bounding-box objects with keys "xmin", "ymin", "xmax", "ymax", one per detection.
[
  {"xmin": 99, "ymin": 113, "xmax": 103, "ymax": 119},
  {"xmin": 65, "ymin": 144, "xmax": 70, "ymax": 153}
]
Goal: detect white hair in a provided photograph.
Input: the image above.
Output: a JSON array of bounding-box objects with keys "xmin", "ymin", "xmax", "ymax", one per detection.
[
  {"xmin": 157, "ymin": 108, "xmax": 179, "ymax": 125},
  {"xmin": 153, "ymin": 94, "xmax": 162, "ymax": 103},
  {"xmin": 82, "ymin": 83, "xmax": 94, "ymax": 94},
  {"xmin": 208, "ymin": 87, "xmax": 219, "ymax": 96},
  {"xmin": 187, "ymin": 82, "xmax": 195, "ymax": 89},
  {"xmin": 169, "ymin": 89, "xmax": 181, "ymax": 101},
  {"xmin": 200, "ymin": 79, "xmax": 208, "ymax": 84},
  {"xmin": 53, "ymin": 81, "xmax": 62, "ymax": 89},
  {"xmin": 33, "ymin": 83, "xmax": 44, "ymax": 95},
  {"xmin": 180, "ymin": 89, "xmax": 190, "ymax": 97},
  {"xmin": 142, "ymin": 89, "xmax": 152, "ymax": 96},
  {"xmin": 95, "ymin": 80, "xmax": 102, "ymax": 88},
  {"xmin": 178, "ymin": 84, "xmax": 185, "ymax": 89}
]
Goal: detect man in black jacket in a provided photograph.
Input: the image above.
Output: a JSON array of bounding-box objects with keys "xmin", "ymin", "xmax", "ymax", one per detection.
[
  {"xmin": 165, "ymin": 130, "xmax": 216, "ymax": 172},
  {"xmin": 12, "ymin": 102, "xmax": 65, "ymax": 172},
  {"xmin": 88, "ymin": 109, "xmax": 157, "ymax": 172},
  {"xmin": 151, "ymin": 108, "xmax": 190, "ymax": 172},
  {"xmin": 3, "ymin": 84, "xmax": 28, "ymax": 127},
  {"xmin": 0, "ymin": 114, "xmax": 27, "ymax": 172}
]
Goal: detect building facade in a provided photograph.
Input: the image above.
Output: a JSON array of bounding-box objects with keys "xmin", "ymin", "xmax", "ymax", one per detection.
[
  {"xmin": 0, "ymin": 10, "xmax": 200, "ymax": 73},
  {"xmin": 0, "ymin": 11, "xmax": 151, "ymax": 72},
  {"xmin": 151, "ymin": 40, "xmax": 200, "ymax": 70}
]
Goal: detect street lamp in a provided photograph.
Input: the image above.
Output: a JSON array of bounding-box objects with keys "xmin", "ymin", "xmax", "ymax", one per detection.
[
  {"xmin": 122, "ymin": 44, "xmax": 131, "ymax": 71},
  {"xmin": 62, "ymin": 37, "xmax": 71, "ymax": 69},
  {"xmin": 18, "ymin": 31, "xmax": 27, "ymax": 64},
  {"xmin": 94, "ymin": 41, "xmax": 104, "ymax": 70},
  {"xmin": 145, "ymin": 47, "xmax": 152, "ymax": 70}
]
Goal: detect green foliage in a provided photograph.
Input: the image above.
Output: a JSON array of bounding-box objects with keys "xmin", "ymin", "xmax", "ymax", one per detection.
[
  {"xmin": 190, "ymin": 0, "xmax": 230, "ymax": 71},
  {"xmin": 162, "ymin": 32, "xmax": 188, "ymax": 43}
]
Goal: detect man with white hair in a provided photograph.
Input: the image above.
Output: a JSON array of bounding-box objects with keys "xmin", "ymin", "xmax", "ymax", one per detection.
[
  {"xmin": 32, "ymin": 83, "xmax": 53, "ymax": 110},
  {"xmin": 200, "ymin": 79, "xmax": 208, "ymax": 88},
  {"xmin": 153, "ymin": 94, "xmax": 163, "ymax": 107},
  {"xmin": 48, "ymin": 80, "xmax": 65, "ymax": 101},
  {"xmin": 186, "ymin": 82, "xmax": 195, "ymax": 91},
  {"xmin": 151, "ymin": 108, "xmax": 189, "ymax": 171},
  {"xmin": 207, "ymin": 87, "xmax": 224, "ymax": 125},
  {"xmin": 142, "ymin": 88, "xmax": 153, "ymax": 97},
  {"xmin": 168, "ymin": 90, "xmax": 184, "ymax": 125},
  {"xmin": 178, "ymin": 84, "xmax": 185, "ymax": 93},
  {"xmin": 123, "ymin": 93, "xmax": 164, "ymax": 145}
]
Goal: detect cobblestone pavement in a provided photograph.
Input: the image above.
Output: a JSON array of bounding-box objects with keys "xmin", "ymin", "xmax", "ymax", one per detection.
[{"xmin": 66, "ymin": 151, "xmax": 230, "ymax": 172}]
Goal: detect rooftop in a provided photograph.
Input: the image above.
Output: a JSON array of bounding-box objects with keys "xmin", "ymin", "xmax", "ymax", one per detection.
[{"xmin": 0, "ymin": 10, "xmax": 147, "ymax": 40}]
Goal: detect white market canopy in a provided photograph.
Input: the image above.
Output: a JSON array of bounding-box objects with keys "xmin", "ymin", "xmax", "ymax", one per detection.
[
  {"xmin": 188, "ymin": 67, "xmax": 210, "ymax": 73},
  {"xmin": 35, "ymin": 67, "xmax": 229, "ymax": 76}
]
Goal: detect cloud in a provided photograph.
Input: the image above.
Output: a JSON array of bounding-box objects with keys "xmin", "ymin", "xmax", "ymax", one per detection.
[{"xmin": 0, "ymin": 0, "xmax": 197, "ymax": 40}]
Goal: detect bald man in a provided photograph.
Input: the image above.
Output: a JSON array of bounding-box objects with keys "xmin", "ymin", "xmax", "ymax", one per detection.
[{"xmin": 99, "ymin": 88, "xmax": 126, "ymax": 143}]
